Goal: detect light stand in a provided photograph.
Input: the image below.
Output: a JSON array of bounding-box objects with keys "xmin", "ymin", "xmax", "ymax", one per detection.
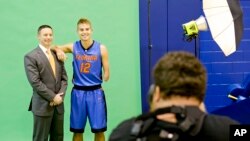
[{"xmin": 148, "ymin": 0, "xmax": 153, "ymax": 85}]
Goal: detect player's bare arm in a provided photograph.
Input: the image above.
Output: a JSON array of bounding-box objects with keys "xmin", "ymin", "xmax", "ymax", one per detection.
[
  {"xmin": 51, "ymin": 43, "xmax": 74, "ymax": 61},
  {"xmin": 100, "ymin": 44, "xmax": 110, "ymax": 81}
]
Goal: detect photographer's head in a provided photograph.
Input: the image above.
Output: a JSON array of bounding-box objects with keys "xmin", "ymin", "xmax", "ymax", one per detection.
[{"xmin": 150, "ymin": 51, "xmax": 207, "ymax": 110}]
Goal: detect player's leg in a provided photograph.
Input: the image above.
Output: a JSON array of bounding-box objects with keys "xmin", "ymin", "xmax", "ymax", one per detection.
[
  {"xmin": 95, "ymin": 132, "xmax": 105, "ymax": 141},
  {"xmin": 70, "ymin": 89, "xmax": 87, "ymax": 141},
  {"xmin": 87, "ymin": 88, "xmax": 107, "ymax": 141},
  {"xmin": 73, "ymin": 133, "xmax": 83, "ymax": 141}
]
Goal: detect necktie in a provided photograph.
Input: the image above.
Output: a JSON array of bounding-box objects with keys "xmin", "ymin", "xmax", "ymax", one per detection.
[{"xmin": 47, "ymin": 49, "xmax": 56, "ymax": 76}]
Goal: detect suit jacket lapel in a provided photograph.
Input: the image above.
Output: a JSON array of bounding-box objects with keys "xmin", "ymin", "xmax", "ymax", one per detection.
[{"xmin": 36, "ymin": 47, "xmax": 56, "ymax": 80}]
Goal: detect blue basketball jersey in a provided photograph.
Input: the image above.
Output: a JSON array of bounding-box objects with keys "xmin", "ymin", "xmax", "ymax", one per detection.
[{"xmin": 72, "ymin": 40, "xmax": 103, "ymax": 86}]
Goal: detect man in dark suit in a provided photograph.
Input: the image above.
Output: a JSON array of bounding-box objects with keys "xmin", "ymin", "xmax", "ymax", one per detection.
[{"xmin": 24, "ymin": 25, "xmax": 68, "ymax": 141}]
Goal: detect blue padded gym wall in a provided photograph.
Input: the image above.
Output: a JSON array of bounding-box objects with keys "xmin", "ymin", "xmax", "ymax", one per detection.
[
  {"xmin": 139, "ymin": 0, "xmax": 202, "ymax": 112},
  {"xmin": 140, "ymin": 0, "xmax": 250, "ymax": 113}
]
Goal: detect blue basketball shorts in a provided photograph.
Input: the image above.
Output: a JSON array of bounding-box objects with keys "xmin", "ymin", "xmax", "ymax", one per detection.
[{"xmin": 70, "ymin": 88, "xmax": 107, "ymax": 133}]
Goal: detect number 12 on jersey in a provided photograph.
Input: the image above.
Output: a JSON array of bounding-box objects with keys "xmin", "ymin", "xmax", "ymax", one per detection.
[{"xmin": 80, "ymin": 62, "xmax": 91, "ymax": 73}]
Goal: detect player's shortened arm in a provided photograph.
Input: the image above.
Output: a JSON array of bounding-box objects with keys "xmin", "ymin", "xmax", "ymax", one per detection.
[{"xmin": 101, "ymin": 44, "xmax": 110, "ymax": 82}]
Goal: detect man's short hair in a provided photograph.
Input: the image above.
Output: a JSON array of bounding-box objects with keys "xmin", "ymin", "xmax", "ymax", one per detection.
[
  {"xmin": 77, "ymin": 18, "xmax": 92, "ymax": 28},
  {"xmin": 37, "ymin": 25, "xmax": 52, "ymax": 34},
  {"xmin": 153, "ymin": 51, "xmax": 207, "ymax": 101}
]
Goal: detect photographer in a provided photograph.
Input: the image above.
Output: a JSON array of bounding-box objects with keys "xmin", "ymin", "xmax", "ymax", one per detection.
[{"xmin": 109, "ymin": 51, "xmax": 239, "ymax": 141}]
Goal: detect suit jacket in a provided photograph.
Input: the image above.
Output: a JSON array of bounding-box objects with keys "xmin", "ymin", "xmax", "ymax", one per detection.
[{"xmin": 24, "ymin": 46, "xmax": 68, "ymax": 116}]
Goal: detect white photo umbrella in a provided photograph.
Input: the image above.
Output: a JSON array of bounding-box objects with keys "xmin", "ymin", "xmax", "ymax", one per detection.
[{"xmin": 203, "ymin": 0, "xmax": 243, "ymax": 56}]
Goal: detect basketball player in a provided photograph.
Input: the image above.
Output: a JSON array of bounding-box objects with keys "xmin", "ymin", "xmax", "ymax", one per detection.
[{"xmin": 54, "ymin": 18, "xmax": 110, "ymax": 141}]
